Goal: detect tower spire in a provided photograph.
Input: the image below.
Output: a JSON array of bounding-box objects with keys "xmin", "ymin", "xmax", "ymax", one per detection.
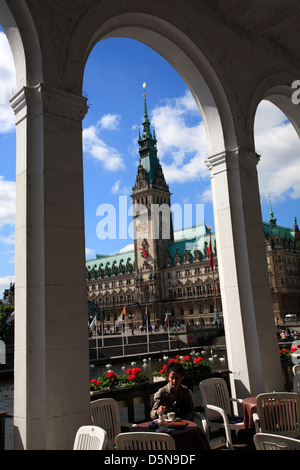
[
  {"xmin": 142, "ymin": 82, "xmax": 152, "ymax": 139},
  {"xmin": 137, "ymin": 83, "xmax": 159, "ymax": 183},
  {"xmin": 268, "ymin": 194, "xmax": 277, "ymax": 226}
]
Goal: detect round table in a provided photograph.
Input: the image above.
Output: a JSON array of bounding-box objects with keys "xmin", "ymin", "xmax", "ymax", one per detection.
[
  {"xmin": 132, "ymin": 420, "xmax": 211, "ymax": 451},
  {"xmin": 242, "ymin": 397, "xmax": 257, "ymax": 429}
]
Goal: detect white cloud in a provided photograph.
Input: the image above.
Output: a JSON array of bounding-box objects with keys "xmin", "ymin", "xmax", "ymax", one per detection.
[
  {"xmin": 111, "ymin": 179, "xmax": 131, "ymax": 195},
  {"xmin": 0, "ymin": 32, "xmax": 16, "ymax": 134},
  {"xmin": 83, "ymin": 123, "xmax": 125, "ymax": 171},
  {"xmin": 150, "ymin": 90, "xmax": 208, "ymax": 183},
  {"xmin": 0, "ymin": 176, "xmax": 15, "ymax": 226},
  {"xmin": 111, "ymin": 180, "xmax": 121, "ymax": 194},
  {"xmin": 200, "ymin": 187, "xmax": 212, "ymax": 203},
  {"xmin": 99, "ymin": 113, "xmax": 121, "ymax": 130},
  {"xmin": 0, "ymin": 275, "xmax": 14, "ymax": 292},
  {"xmin": 0, "ymin": 232, "xmax": 15, "ymax": 245},
  {"xmin": 85, "ymin": 248, "xmax": 95, "ymax": 259},
  {"xmin": 148, "ymin": 92, "xmax": 300, "ymax": 204},
  {"xmin": 119, "ymin": 243, "xmax": 134, "ymax": 253},
  {"xmin": 254, "ymin": 100, "xmax": 300, "ymax": 201}
]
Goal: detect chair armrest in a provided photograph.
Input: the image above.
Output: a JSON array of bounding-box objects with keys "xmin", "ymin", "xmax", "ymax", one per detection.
[
  {"xmin": 252, "ymin": 412, "xmax": 260, "ymax": 433},
  {"xmin": 203, "ymin": 404, "xmax": 233, "ymax": 450},
  {"xmin": 230, "ymin": 398, "xmax": 244, "ymax": 404}
]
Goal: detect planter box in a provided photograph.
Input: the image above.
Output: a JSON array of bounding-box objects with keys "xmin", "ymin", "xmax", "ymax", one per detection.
[
  {"xmin": 152, "ymin": 376, "xmax": 165, "ymax": 383},
  {"xmin": 90, "ymin": 371, "xmax": 229, "ymax": 423}
]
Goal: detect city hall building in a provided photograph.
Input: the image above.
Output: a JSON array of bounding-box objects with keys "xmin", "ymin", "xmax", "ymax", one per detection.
[{"xmin": 86, "ymin": 96, "xmax": 300, "ymax": 331}]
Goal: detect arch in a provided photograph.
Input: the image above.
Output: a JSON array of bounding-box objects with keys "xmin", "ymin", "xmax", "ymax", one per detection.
[
  {"xmin": 0, "ymin": 0, "xmax": 42, "ymax": 89},
  {"xmin": 67, "ymin": 11, "xmax": 237, "ymax": 158},
  {"xmin": 263, "ymin": 86, "xmax": 300, "ymax": 140},
  {"xmin": 247, "ymin": 72, "xmax": 300, "ymax": 146}
]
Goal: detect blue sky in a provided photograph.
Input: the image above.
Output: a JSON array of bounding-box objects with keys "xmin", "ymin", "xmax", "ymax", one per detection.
[{"xmin": 0, "ymin": 31, "xmax": 300, "ymax": 293}]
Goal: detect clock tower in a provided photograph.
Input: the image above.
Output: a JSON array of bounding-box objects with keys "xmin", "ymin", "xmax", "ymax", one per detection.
[{"xmin": 131, "ymin": 86, "xmax": 173, "ymax": 274}]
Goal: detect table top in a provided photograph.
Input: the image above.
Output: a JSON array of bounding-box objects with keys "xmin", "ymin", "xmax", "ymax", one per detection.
[
  {"xmin": 243, "ymin": 397, "xmax": 257, "ymax": 406},
  {"xmin": 242, "ymin": 397, "xmax": 257, "ymax": 429},
  {"xmin": 132, "ymin": 419, "xmax": 211, "ymax": 451}
]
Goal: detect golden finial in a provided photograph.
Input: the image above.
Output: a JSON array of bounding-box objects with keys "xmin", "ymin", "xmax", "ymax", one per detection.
[{"xmin": 143, "ymin": 82, "xmax": 146, "ymax": 97}]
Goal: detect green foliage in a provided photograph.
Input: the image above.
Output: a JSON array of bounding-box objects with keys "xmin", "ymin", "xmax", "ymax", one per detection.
[
  {"xmin": 153, "ymin": 354, "xmax": 211, "ymax": 380},
  {"xmin": 279, "ymin": 347, "xmax": 292, "ymax": 361},
  {"xmin": 0, "ymin": 305, "xmax": 14, "ymax": 337},
  {"xmin": 90, "ymin": 367, "xmax": 149, "ymax": 391}
]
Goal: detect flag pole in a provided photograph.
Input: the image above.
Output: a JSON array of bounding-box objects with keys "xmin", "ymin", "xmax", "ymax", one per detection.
[
  {"xmin": 95, "ymin": 314, "xmax": 99, "ymax": 360},
  {"xmin": 168, "ymin": 313, "xmax": 171, "ymax": 351},
  {"xmin": 121, "ymin": 307, "xmax": 125, "ymax": 355},
  {"xmin": 122, "ymin": 314, "xmax": 125, "ymax": 356},
  {"xmin": 101, "ymin": 309, "xmax": 104, "ymax": 348},
  {"xmin": 125, "ymin": 306, "xmax": 128, "ymax": 345},
  {"xmin": 146, "ymin": 305, "xmax": 149, "ymax": 354},
  {"xmin": 208, "ymin": 226, "xmax": 218, "ymax": 322}
]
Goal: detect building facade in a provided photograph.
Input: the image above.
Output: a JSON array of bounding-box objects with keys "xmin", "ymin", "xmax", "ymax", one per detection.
[
  {"xmin": 86, "ymin": 97, "xmax": 300, "ymax": 330},
  {"xmin": 265, "ymin": 205, "xmax": 300, "ymax": 324}
]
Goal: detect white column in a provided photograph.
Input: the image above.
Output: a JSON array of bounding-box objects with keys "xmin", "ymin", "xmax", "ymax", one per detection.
[
  {"xmin": 206, "ymin": 149, "xmax": 284, "ymax": 398},
  {"xmin": 11, "ymin": 84, "xmax": 90, "ymax": 449}
]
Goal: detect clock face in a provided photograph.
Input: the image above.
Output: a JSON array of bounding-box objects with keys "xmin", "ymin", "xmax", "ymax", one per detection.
[{"xmin": 136, "ymin": 221, "xmax": 148, "ymax": 233}]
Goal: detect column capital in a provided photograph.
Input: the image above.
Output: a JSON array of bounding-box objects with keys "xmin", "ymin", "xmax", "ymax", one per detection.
[
  {"xmin": 10, "ymin": 84, "xmax": 88, "ymax": 125},
  {"xmin": 205, "ymin": 148, "xmax": 260, "ymax": 174},
  {"xmin": 40, "ymin": 84, "xmax": 89, "ymax": 123}
]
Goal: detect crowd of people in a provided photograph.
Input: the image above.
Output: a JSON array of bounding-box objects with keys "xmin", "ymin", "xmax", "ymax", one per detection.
[{"xmin": 277, "ymin": 326, "xmax": 299, "ymax": 342}]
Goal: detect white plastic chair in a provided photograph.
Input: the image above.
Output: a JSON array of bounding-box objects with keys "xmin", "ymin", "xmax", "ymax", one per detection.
[
  {"xmin": 73, "ymin": 425, "xmax": 107, "ymax": 450},
  {"xmin": 91, "ymin": 398, "xmax": 123, "ymax": 448},
  {"xmin": 254, "ymin": 433, "xmax": 300, "ymax": 450},
  {"xmin": 293, "ymin": 374, "xmax": 300, "ymax": 394},
  {"xmin": 253, "ymin": 392, "xmax": 300, "ymax": 438},
  {"xmin": 198, "ymin": 377, "xmax": 244, "ymax": 450},
  {"xmin": 293, "ymin": 364, "xmax": 300, "ymax": 375},
  {"xmin": 115, "ymin": 432, "xmax": 176, "ymax": 450}
]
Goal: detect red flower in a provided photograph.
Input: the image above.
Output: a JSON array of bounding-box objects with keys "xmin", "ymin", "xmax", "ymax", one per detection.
[
  {"xmin": 91, "ymin": 379, "xmax": 101, "ymax": 385},
  {"xmin": 160, "ymin": 365, "xmax": 168, "ymax": 374},
  {"xmin": 132, "ymin": 367, "xmax": 141, "ymax": 375},
  {"xmin": 126, "ymin": 368, "xmax": 132, "ymax": 375},
  {"xmin": 106, "ymin": 371, "xmax": 117, "ymax": 379},
  {"xmin": 168, "ymin": 358, "xmax": 177, "ymax": 363},
  {"xmin": 194, "ymin": 357, "xmax": 204, "ymax": 363},
  {"xmin": 181, "ymin": 355, "xmax": 190, "ymax": 362},
  {"xmin": 128, "ymin": 374, "xmax": 136, "ymax": 381}
]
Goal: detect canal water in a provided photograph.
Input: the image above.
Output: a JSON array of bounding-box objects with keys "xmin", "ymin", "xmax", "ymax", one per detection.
[{"xmin": 0, "ymin": 348, "xmax": 227, "ymax": 449}]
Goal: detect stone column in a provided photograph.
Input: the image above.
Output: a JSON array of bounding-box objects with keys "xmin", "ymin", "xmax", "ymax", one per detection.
[
  {"xmin": 206, "ymin": 149, "xmax": 283, "ymax": 398},
  {"xmin": 11, "ymin": 84, "xmax": 90, "ymax": 449}
]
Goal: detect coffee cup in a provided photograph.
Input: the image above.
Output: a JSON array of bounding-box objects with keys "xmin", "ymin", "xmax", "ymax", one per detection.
[
  {"xmin": 159, "ymin": 423, "xmax": 168, "ymax": 432},
  {"xmin": 167, "ymin": 412, "xmax": 175, "ymax": 421}
]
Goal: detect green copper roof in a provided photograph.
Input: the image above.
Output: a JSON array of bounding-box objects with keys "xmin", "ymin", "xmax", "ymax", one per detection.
[
  {"xmin": 167, "ymin": 225, "xmax": 214, "ymax": 263},
  {"xmin": 86, "ymin": 248, "xmax": 134, "ymax": 279},
  {"xmin": 86, "ymin": 224, "xmax": 214, "ymax": 273},
  {"xmin": 263, "ymin": 221, "xmax": 295, "ymax": 240},
  {"xmin": 264, "ymin": 197, "xmax": 297, "ymax": 241}
]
